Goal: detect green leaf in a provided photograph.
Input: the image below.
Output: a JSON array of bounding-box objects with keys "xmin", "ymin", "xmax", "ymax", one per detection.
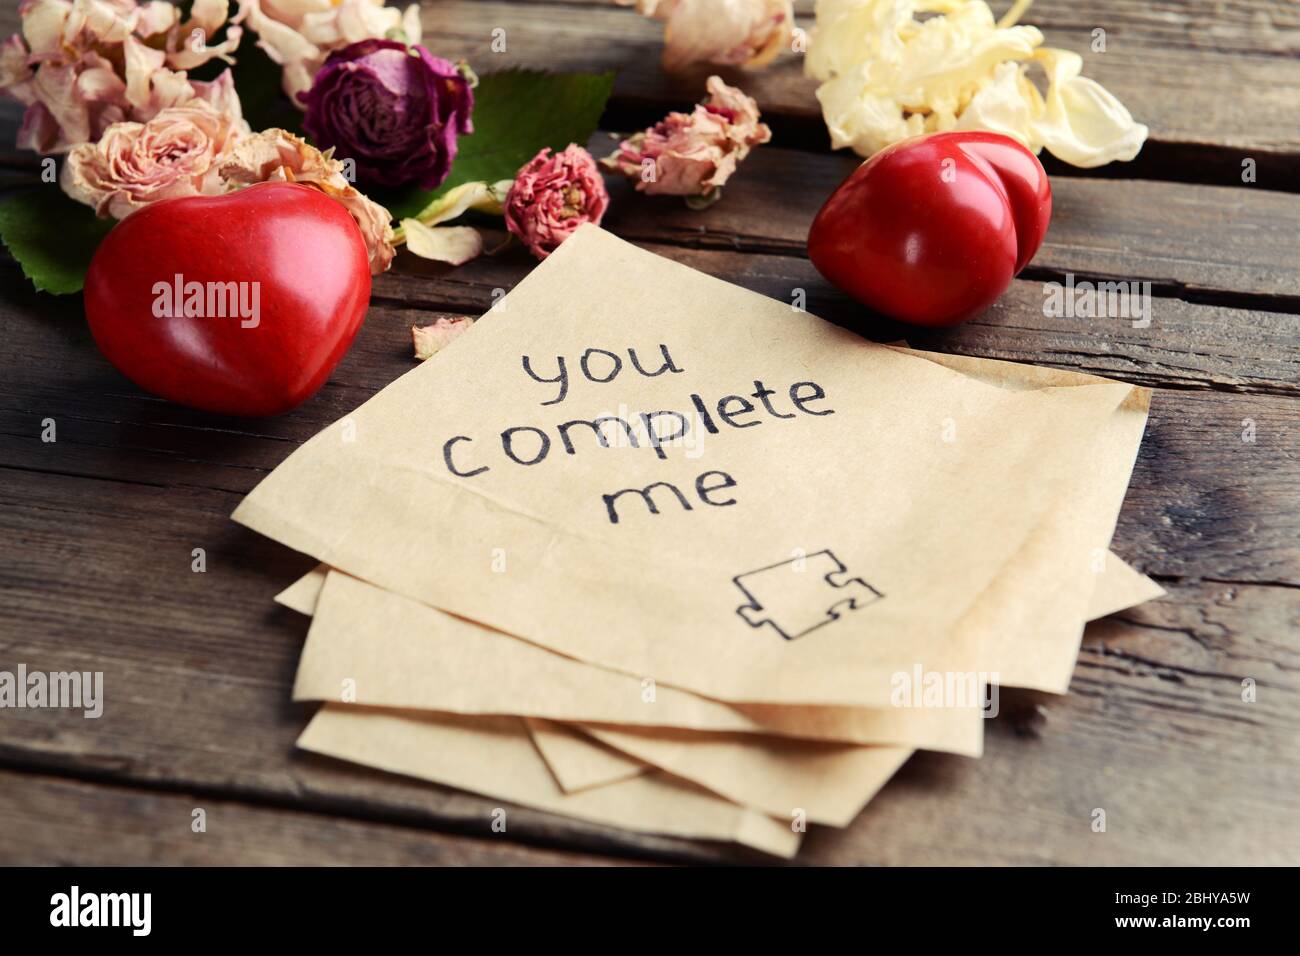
[
  {"xmin": 375, "ymin": 68, "xmax": 616, "ymax": 221},
  {"xmin": 0, "ymin": 188, "xmax": 115, "ymax": 295}
]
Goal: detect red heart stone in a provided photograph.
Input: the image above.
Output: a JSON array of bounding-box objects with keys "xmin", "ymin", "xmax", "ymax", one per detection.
[
  {"xmin": 808, "ymin": 131, "xmax": 1052, "ymax": 328},
  {"xmin": 84, "ymin": 182, "xmax": 372, "ymax": 417}
]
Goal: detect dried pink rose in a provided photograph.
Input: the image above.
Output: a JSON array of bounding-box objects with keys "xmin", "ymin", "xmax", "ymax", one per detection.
[
  {"xmin": 219, "ymin": 128, "xmax": 396, "ymax": 274},
  {"xmin": 618, "ymin": 0, "xmax": 793, "ymax": 72},
  {"xmin": 504, "ymin": 144, "xmax": 609, "ymax": 260},
  {"xmin": 61, "ymin": 94, "xmax": 250, "ymax": 219},
  {"xmin": 602, "ymin": 76, "xmax": 771, "ymax": 200},
  {"xmin": 234, "ymin": 0, "xmax": 423, "ymax": 103},
  {"xmin": 0, "ymin": 0, "xmax": 243, "ymax": 154}
]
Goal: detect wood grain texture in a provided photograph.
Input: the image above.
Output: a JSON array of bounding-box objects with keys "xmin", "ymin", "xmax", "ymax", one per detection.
[
  {"xmin": 375, "ymin": 233, "xmax": 1300, "ymax": 396},
  {"xmin": 1, "ymin": 234, "xmax": 1297, "ymax": 863},
  {"xmin": 3, "ymin": 1, "xmax": 1293, "ymax": 183},
  {"xmin": 0, "ymin": 0, "xmax": 1297, "ymax": 866},
  {"xmin": 1, "ymin": 456, "xmax": 1295, "ymax": 864},
  {"xmin": 589, "ymin": 140, "xmax": 1300, "ymax": 306},
  {"xmin": 0, "ymin": 770, "xmax": 633, "ymax": 865},
  {"xmin": 417, "ymin": 0, "xmax": 1300, "ymax": 182}
]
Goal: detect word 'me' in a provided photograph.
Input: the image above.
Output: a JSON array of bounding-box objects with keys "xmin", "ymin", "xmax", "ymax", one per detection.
[{"xmin": 153, "ymin": 273, "xmax": 260, "ymax": 328}]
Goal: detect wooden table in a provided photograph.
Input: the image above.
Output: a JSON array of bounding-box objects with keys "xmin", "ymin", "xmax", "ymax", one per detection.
[{"xmin": 2, "ymin": 1, "xmax": 1297, "ymax": 865}]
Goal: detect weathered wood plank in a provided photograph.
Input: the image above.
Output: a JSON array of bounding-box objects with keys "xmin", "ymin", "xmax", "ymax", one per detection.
[
  {"xmin": 0, "ymin": 769, "xmax": 633, "ymax": 865},
  {"xmin": 416, "ymin": 0, "xmax": 1300, "ymax": 180},
  {"xmin": 3, "ymin": 212, "xmax": 1296, "ymax": 582},
  {"xmin": 0, "ymin": 0, "xmax": 1295, "ymax": 866},
  {"xmin": 3, "ymin": 74, "xmax": 1298, "ymax": 301},
  {"xmin": 12, "ymin": 129, "xmax": 1241, "ymax": 305},
  {"xmin": 1, "ymin": 243, "xmax": 1297, "ymax": 864},
  {"xmin": 0, "ymin": 475, "xmax": 747, "ymax": 864},
  {"xmin": 1, "ymin": 0, "xmax": 1295, "ymax": 182},
  {"xmin": 4, "ymin": 270, "xmax": 1296, "ymax": 489},
  {"xmin": 1, "ymin": 456, "xmax": 1296, "ymax": 864},
  {"xmin": 587, "ymin": 140, "xmax": 1300, "ymax": 306},
  {"xmin": 4, "ymin": 318, "xmax": 1295, "ymax": 587},
  {"xmin": 374, "ymin": 240, "xmax": 1300, "ymax": 395},
  {"xmin": 521, "ymin": 0, "xmax": 1300, "ymax": 61},
  {"xmin": 805, "ymin": 582, "xmax": 1300, "ymax": 864},
  {"xmin": 3, "ymin": 225, "xmax": 1299, "ymax": 584}
]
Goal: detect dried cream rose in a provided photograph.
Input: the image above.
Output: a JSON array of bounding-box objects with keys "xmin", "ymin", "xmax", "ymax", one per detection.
[
  {"xmin": 60, "ymin": 96, "xmax": 249, "ymax": 219},
  {"xmin": 806, "ymin": 0, "xmax": 1146, "ymax": 168},
  {"xmin": 0, "ymin": 0, "xmax": 243, "ymax": 153},
  {"xmin": 218, "ymin": 128, "xmax": 396, "ymax": 274},
  {"xmin": 619, "ymin": 0, "xmax": 793, "ymax": 72},
  {"xmin": 412, "ymin": 316, "xmax": 473, "ymax": 361},
  {"xmin": 234, "ymin": 0, "xmax": 423, "ymax": 102},
  {"xmin": 958, "ymin": 48, "xmax": 1148, "ymax": 168}
]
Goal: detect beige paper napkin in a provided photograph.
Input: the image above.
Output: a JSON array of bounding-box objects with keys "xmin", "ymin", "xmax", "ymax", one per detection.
[
  {"xmin": 297, "ymin": 705, "xmax": 800, "ymax": 858},
  {"xmin": 297, "ymin": 545, "xmax": 1144, "ymax": 834},
  {"xmin": 274, "ymin": 340, "xmax": 1159, "ymax": 701},
  {"xmin": 235, "ymin": 226, "xmax": 1145, "ymax": 708},
  {"xmin": 579, "ymin": 725, "xmax": 910, "ymax": 827},
  {"xmin": 1085, "ymin": 556, "xmax": 1165, "ymax": 620},
  {"xmin": 295, "ymin": 570, "xmax": 985, "ymax": 754},
  {"xmin": 890, "ymin": 347, "xmax": 1156, "ymax": 691},
  {"xmin": 277, "ymin": 552, "xmax": 1157, "ymax": 623},
  {"xmin": 526, "ymin": 718, "xmax": 649, "ymax": 792},
  {"xmin": 533, "ymin": 557, "xmax": 1144, "ymax": 816},
  {"xmin": 538, "ymin": 564, "xmax": 1138, "ymax": 816},
  {"xmin": 286, "ymin": 555, "xmax": 1151, "ymax": 798}
]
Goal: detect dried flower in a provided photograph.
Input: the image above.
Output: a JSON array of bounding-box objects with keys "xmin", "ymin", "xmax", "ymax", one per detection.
[
  {"xmin": 601, "ymin": 76, "xmax": 770, "ymax": 201},
  {"xmin": 299, "ymin": 38, "xmax": 474, "ymax": 192},
  {"xmin": 0, "ymin": 0, "xmax": 243, "ymax": 154},
  {"xmin": 61, "ymin": 90, "xmax": 250, "ymax": 219},
  {"xmin": 412, "ymin": 316, "xmax": 473, "ymax": 361},
  {"xmin": 234, "ymin": 0, "xmax": 423, "ymax": 103},
  {"xmin": 219, "ymin": 128, "xmax": 395, "ymax": 274},
  {"xmin": 805, "ymin": 0, "xmax": 1147, "ymax": 168},
  {"xmin": 619, "ymin": 0, "xmax": 793, "ymax": 72},
  {"xmin": 504, "ymin": 144, "xmax": 609, "ymax": 260}
]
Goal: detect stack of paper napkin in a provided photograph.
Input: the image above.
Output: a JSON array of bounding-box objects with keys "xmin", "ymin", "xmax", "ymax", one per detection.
[{"xmin": 234, "ymin": 226, "xmax": 1162, "ymax": 858}]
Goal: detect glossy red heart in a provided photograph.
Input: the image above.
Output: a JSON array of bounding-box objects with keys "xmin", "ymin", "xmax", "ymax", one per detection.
[
  {"xmin": 807, "ymin": 131, "xmax": 1052, "ymax": 327},
  {"xmin": 84, "ymin": 182, "xmax": 372, "ymax": 417}
]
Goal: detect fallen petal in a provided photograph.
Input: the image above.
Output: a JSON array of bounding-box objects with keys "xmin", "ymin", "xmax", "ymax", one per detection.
[
  {"xmin": 412, "ymin": 316, "xmax": 474, "ymax": 361},
  {"xmin": 401, "ymin": 221, "xmax": 485, "ymax": 265}
]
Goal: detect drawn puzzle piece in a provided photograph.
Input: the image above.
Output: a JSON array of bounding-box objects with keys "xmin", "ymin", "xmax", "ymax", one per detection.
[{"xmin": 733, "ymin": 550, "xmax": 883, "ymax": 641}]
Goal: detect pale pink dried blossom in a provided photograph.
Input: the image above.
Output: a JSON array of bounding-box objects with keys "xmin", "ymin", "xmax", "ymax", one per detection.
[
  {"xmin": 234, "ymin": 0, "xmax": 423, "ymax": 103},
  {"xmin": 504, "ymin": 144, "xmax": 609, "ymax": 260},
  {"xmin": 601, "ymin": 76, "xmax": 770, "ymax": 199},
  {"xmin": 61, "ymin": 94, "xmax": 250, "ymax": 219},
  {"xmin": 412, "ymin": 316, "xmax": 473, "ymax": 361},
  {"xmin": 219, "ymin": 128, "xmax": 395, "ymax": 274},
  {"xmin": 0, "ymin": 0, "xmax": 243, "ymax": 154},
  {"xmin": 618, "ymin": 0, "xmax": 793, "ymax": 72}
]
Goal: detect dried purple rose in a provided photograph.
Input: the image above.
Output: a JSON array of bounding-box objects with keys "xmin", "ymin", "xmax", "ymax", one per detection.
[{"xmin": 299, "ymin": 39, "xmax": 474, "ymax": 191}]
